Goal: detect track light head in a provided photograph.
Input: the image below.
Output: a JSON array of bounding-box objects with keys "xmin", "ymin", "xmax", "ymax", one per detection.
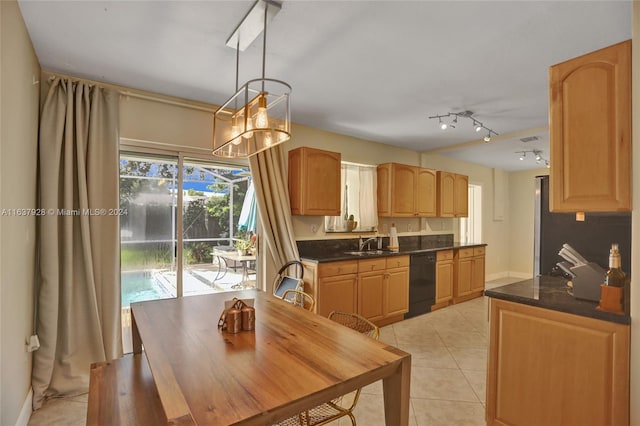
[
  {"xmin": 440, "ymin": 120, "xmax": 447, "ymax": 130},
  {"xmin": 474, "ymin": 122, "xmax": 482, "ymax": 132},
  {"xmin": 483, "ymin": 134, "xmax": 491, "ymax": 143},
  {"xmin": 519, "ymin": 153, "xmax": 525, "ymax": 161}
]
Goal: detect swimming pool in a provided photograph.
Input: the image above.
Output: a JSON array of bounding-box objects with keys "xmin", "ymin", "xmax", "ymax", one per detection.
[{"xmin": 121, "ymin": 271, "xmax": 174, "ymax": 308}]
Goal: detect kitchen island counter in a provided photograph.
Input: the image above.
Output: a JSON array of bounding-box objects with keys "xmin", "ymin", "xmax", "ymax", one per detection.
[{"xmin": 485, "ymin": 275, "xmax": 630, "ymax": 325}]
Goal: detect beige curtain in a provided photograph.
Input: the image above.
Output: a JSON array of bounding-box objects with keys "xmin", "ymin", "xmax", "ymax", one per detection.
[
  {"xmin": 249, "ymin": 145, "xmax": 299, "ymax": 274},
  {"xmin": 32, "ymin": 77, "xmax": 121, "ymax": 409}
]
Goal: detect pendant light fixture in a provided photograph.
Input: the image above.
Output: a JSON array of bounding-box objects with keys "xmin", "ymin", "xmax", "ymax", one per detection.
[{"xmin": 213, "ymin": 0, "xmax": 291, "ymax": 158}]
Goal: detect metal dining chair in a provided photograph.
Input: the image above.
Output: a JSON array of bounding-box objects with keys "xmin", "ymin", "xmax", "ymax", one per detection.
[
  {"xmin": 273, "ymin": 260, "xmax": 305, "ymax": 298},
  {"xmin": 274, "ymin": 311, "xmax": 380, "ymax": 426},
  {"xmin": 281, "ymin": 289, "xmax": 315, "ymax": 311}
]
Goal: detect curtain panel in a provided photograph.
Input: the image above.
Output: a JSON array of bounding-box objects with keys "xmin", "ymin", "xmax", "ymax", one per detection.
[
  {"xmin": 32, "ymin": 77, "xmax": 121, "ymax": 409},
  {"xmin": 249, "ymin": 146, "xmax": 299, "ymax": 276}
]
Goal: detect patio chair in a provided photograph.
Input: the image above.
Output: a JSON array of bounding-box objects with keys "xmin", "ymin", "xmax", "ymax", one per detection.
[{"xmin": 273, "ymin": 311, "xmax": 380, "ymax": 426}]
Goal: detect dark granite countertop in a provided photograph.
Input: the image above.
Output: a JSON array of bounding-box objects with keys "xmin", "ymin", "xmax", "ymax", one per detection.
[
  {"xmin": 485, "ymin": 275, "xmax": 630, "ymax": 325},
  {"xmin": 299, "ymin": 241, "xmax": 486, "ymax": 263}
]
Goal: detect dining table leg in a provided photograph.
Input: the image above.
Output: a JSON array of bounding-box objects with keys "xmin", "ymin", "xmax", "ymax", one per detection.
[
  {"xmin": 382, "ymin": 353, "xmax": 411, "ymax": 425},
  {"xmin": 131, "ymin": 312, "xmax": 142, "ymax": 355}
]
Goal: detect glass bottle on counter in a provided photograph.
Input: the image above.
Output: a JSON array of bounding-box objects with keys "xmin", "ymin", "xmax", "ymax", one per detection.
[{"xmin": 605, "ymin": 243, "xmax": 626, "ymax": 287}]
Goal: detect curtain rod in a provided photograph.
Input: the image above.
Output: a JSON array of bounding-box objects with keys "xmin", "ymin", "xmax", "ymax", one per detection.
[{"xmin": 44, "ymin": 70, "xmax": 218, "ymax": 114}]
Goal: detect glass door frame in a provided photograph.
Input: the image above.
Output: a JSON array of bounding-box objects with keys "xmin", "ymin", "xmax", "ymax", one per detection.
[{"xmin": 119, "ymin": 144, "xmax": 254, "ymax": 298}]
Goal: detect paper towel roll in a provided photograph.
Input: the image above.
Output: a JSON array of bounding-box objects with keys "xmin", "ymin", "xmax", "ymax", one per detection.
[{"xmin": 389, "ymin": 224, "xmax": 399, "ymax": 251}]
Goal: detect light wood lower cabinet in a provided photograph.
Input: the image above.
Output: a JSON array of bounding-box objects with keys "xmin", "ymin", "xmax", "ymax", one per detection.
[
  {"xmin": 384, "ymin": 257, "xmax": 410, "ymax": 321},
  {"xmin": 304, "ymin": 256, "xmax": 409, "ymax": 326},
  {"xmin": 302, "ymin": 260, "xmax": 358, "ymax": 317},
  {"xmin": 433, "ymin": 250, "xmax": 453, "ymax": 310},
  {"xmin": 357, "ymin": 258, "xmax": 386, "ymax": 323},
  {"xmin": 453, "ymin": 246, "xmax": 485, "ymax": 303},
  {"xmin": 486, "ymin": 299, "xmax": 629, "ymax": 426}
]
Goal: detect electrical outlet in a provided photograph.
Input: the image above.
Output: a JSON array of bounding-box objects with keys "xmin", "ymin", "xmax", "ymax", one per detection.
[
  {"xmin": 311, "ymin": 224, "xmax": 318, "ymax": 233},
  {"xmin": 407, "ymin": 223, "xmax": 412, "ymax": 232}
]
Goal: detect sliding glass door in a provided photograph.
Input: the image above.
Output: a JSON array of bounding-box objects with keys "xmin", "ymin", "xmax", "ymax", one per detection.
[
  {"xmin": 181, "ymin": 161, "xmax": 255, "ymax": 295},
  {"xmin": 119, "ymin": 154, "xmax": 178, "ymax": 352},
  {"xmin": 119, "ymin": 153, "xmax": 255, "ymax": 352}
]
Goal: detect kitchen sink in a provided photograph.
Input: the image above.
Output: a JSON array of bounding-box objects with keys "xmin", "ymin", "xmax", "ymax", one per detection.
[{"xmin": 343, "ymin": 250, "xmax": 386, "ymax": 256}]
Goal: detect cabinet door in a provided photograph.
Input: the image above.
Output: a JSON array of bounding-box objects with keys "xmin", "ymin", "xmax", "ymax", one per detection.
[
  {"xmin": 288, "ymin": 147, "xmax": 341, "ymax": 216},
  {"xmin": 456, "ymin": 258, "xmax": 473, "ymax": 296},
  {"xmin": 454, "ymin": 174, "xmax": 468, "ymax": 217},
  {"xmin": 317, "ymin": 274, "xmax": 357, "ymax": 317},
  {"xmin": 549, "ymin": 40, "xmax": 631, "ymax": 212},
  {"xmin": 471, "ymin": 255, "xmax": 485, "ymax": 293},
  {"xmin": 391, "ymin": 164, "xmax": 417, "ymax": 217},
  {"xmin": 435, "ymin": 260, "xmax": 453, "ymax": 304},
  {"xmin": 487, "ymin": 299, "xmax": 630, "ymax": 426},
  {"xmin": 385, "ymin": 267, "xmax": 409, "ymax": 317},
  {"xmin": 437, "ymin": 171, "xmax": 455, "ymax": 217},
  {"xmin": 377, "ymin": 163, "xmax": 392, "ymax": 216},
  {"xmin": 416, "ymin": 168, "xmax": 437, "ymax": 217},
  {"xmin": 358, "ymin": 271, "xmax": 385, "ymax": 322}
]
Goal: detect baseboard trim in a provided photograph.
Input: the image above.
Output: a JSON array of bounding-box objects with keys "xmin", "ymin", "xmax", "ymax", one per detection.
[
  {"xmin": 16, "ymin": 387, "xmax": 33, "ymax": 426},
  {"xmin": 486, "ymin": 271, "xmax": 533, "ymax": 282}
]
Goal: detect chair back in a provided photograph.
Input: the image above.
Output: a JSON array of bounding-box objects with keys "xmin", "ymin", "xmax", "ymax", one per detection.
[
  {"xmin": 282, "ymin": 289, "xmax": 315, "ymax": 311},
  {"xmin": 273, "ymin": 260, "xmax": 304, "ymax": 298},
  {"xmin": 328, "ymin": 311, "xmax": 380, "ymax": 340}
]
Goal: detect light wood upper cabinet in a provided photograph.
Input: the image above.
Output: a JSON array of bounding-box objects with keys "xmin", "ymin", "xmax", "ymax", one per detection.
[
  {"xmin": 416, "ymin": 168, "xmax": 437, "ymax": 216},
  {"xmin": 288, "ymin": 147, "xmax": 341, "ymax": 216},
  {"xmin": 437, "ymin": 172, "xmax": 468, "ymax": 218},
  {"xmin": 549, "ymin": 40, "xmax": 631, "ymax": 212},
  {"xmin": 378, "ymin": 163, "xmax": 436, "ymax": 217},
  {"xmin": 436, "ymin": 171, "xmax": 455, "ymax": 217},
  {"xmin": 453, "ymin": 174, "xmax": 468, "ymax": 217}
]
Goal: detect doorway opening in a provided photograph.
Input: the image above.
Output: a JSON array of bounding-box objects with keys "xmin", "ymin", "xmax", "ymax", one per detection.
[{"xmin": 460, "ymin": 184, "xmax": 482, "ymax": 244}]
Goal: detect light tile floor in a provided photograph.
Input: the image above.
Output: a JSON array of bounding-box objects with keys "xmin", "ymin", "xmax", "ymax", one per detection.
[{"xmin": 28, "ymin": 277, "xmax": 523, "ymax": 426}]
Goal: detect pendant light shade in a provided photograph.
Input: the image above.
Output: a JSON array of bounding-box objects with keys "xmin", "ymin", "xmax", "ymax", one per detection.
[
  {"xmin": 213, "ymin": 78, "xmax": 291, "ymax": 158},
  {"xmin": 212, "ymin": 0, "xmax": 291, "ymax": 158}
]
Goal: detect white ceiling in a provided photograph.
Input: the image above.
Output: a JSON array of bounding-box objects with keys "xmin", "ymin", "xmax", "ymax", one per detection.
[{"xmin": 18, "ymin": 0, "xmax": 632, "ymax": 172}]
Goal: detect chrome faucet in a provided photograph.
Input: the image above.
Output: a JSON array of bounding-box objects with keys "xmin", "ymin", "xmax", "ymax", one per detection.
[{"xmin": 358, "ymin": 237, "xmax": 378, "ymax": 251}]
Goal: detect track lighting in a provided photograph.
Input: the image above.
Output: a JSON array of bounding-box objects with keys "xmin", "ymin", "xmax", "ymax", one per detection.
[
  {"xmin": 428, "ymin": 111, "xmax": 499, "ymax": 142},
  {"xmin": 516, "ymin": 150, "xmax": 549, "ymax": 167}
]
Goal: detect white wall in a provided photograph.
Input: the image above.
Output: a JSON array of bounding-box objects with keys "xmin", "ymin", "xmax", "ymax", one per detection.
[{"xmin": 0, "ymin": 1, "xmax": 40, "ymax": 424}]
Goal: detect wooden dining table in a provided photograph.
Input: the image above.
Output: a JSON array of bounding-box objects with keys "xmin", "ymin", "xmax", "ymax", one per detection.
[{"xmin": 131, "ymin": 290, "xmax": 411, "ymax": 425}]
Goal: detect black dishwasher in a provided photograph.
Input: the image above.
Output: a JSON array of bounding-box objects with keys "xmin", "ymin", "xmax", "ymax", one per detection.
[{"xmin": 406, "ymin": 252, "xmax": 437, "ymax": 318}]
